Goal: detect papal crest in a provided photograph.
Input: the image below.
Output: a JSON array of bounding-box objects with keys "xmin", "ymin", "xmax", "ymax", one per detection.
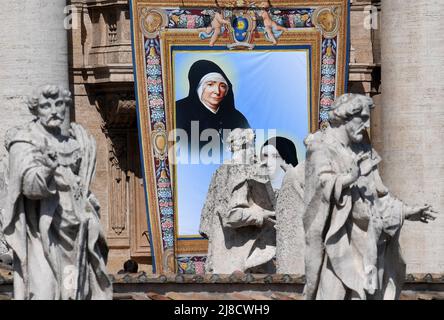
[{"xmin": 227, "ymin": 11, "xmax": 256, "ymax": 49}]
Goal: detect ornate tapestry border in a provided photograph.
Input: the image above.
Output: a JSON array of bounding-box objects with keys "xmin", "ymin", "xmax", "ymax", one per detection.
[{"xmin": 130, "ymin": 0, "xmax": 350, "ymax": 273}]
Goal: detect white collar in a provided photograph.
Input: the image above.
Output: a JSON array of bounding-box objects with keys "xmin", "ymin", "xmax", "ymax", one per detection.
[{"xmin": 201, "ymin": 101, "xmax": 219, "ymax": 114}]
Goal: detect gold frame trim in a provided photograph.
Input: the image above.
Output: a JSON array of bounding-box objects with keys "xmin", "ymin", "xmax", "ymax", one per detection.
[
  {"xmin": 136, "ymin": 0, "xmax": 348, "ymax": 8},
  {"xmin": 131, "ymin": 0, "xmax": 349, "ymax": 273},
  {"xmin": 163, "ymin": 30, "xmax": 321, "ymax": 256}
]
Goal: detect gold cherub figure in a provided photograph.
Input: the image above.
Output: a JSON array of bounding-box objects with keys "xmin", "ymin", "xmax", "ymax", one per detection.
[
  {"xmin": 259, "ymin": 9, "xmax": 287, "ymax": 45},
  {"xmin": 199, "ymin": 10, "xmax": 231, "ymax": 47}
]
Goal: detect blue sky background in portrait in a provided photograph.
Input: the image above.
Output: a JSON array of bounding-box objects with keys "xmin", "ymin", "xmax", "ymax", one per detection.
[{"xmin": 174, "ymin": 50, "xmax": 309, "ymax": 236}]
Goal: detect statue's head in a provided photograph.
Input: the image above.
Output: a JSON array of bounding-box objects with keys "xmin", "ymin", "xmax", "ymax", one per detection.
[
  {"xmin": 226, "ymin": 128, "xmax": 255, "ymax": 153},
  {"xmin": 329, "ymin": 93, "xmax": 374, "ymax": 143},
  {"xmin": 27, "ymin": 85, "xmax": 72, "ymax": 131}
]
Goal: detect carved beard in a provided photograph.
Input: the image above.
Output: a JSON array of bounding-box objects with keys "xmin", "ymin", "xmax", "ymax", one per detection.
[{"xmin": 44, "ymin": 116, "xmax": 64, "ymax": 128}]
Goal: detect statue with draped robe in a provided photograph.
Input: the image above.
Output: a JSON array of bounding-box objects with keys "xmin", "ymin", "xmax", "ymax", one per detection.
[
  {"xmin": 303, "ymin": 94, "xmax": 437, "ymax": 300},
  {"xmin": 2, "ymin": 85, "xmax": 112, "ymax": 300},
  {"xmin": 199, "ymin": 128, "xmax": 276, "ymax": 274}
]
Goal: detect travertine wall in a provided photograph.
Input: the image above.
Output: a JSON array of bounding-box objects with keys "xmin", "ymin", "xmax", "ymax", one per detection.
[
  {"xmin": 69, "ymin": 0, "xmax": 151, "ymax": 274},
  {"xmin": 0, "ymin": 0, "xmax": 69, "ymax": 156},
  {"xmin": 5, "ymin": 0, "xmax": 440, "ymax": 278},
  {"xmin": 348, "ymin": 1, "xmax": 382, "ymax": 150},
  {"xmin": 381, "ymin": 0, "xmax": 444, "ymax": 273}
]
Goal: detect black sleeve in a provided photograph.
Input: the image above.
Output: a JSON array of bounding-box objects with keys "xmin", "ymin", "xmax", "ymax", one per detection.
[{"xmin": 233, "ymin": 110, "xmax": 251, "ymax": 130}]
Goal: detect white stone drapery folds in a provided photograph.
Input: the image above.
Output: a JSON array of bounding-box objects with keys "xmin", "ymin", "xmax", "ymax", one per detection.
[{"xmin": 3, "ymin": 121, "xmax": 112, "ymax": 300}]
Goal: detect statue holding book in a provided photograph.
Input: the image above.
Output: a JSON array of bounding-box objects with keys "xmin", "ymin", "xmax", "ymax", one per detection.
[{"xmin": 199, "ymin": 128, "xmax": 276, "ymax": 274}]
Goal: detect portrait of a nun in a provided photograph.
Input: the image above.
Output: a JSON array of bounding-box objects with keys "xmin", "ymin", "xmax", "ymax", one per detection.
[
  {"xmin": 260, "ymin": 136, "xmax": 299, "ymax": 191},
  {"xmin": 175, "ymin": 60, "xmax": 250, "ymax": 149}
]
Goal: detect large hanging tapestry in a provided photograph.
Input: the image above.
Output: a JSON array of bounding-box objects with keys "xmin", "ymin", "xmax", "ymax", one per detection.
[{"xmin": 130, "ymin": 0, "xmax": 350, "ymax": 274}]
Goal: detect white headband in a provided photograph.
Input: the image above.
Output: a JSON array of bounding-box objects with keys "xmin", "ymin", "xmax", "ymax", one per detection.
[{"xmin": 197, "ymin": 72, "xmax": 229, "ymax": 104}]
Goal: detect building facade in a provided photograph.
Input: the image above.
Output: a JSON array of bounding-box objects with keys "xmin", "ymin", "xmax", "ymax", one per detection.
[
  {"xmin": 0, "ymin": 0, "xmax": 443, "ymax": 300},
  {"xmin": 68, "ymin": 0, "xmax": 384, "ymax": 274}
]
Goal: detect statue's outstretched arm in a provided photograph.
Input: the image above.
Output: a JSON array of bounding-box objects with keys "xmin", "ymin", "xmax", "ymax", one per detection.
[{"xmin": 403, "ymin": 204, "xmax": 437, "ymax": 223}]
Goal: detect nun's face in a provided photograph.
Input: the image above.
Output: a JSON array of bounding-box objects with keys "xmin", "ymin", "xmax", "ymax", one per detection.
[
  {"xmin": 260, "ymin": 145, "xmax": 286, "ymax": 179},
  {"xmin": 201, "ymin": 81, "xmax": 228, "ymax": 111}
]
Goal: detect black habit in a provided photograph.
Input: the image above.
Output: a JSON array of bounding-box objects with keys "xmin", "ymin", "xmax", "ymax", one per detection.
[{"xmin": 175, "ymin": 60, "xmax": 250, "ymax": 148}]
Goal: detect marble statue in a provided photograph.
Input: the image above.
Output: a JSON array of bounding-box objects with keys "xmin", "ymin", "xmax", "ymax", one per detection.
[
  {"xmin": 2, "ymin": 85, "xmax": 112, "ymax": 299},
  {"xmin": 199, "ymin": 128, "xmax": 276, "ymax": 274},
  {"xmin": 275, "ymin": 163, "xmax": 305, "ymax": 275},
  {"xmin": 303, "ymin": 94, "xmax": 437, "ymax": 300},
  {"xmin": 0, "ymin": 155, "xmax": 13, "ymax": 267}
]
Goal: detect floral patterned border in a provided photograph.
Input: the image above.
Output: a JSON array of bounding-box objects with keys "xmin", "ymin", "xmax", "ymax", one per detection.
[
  {"xmin": 177, "ymin": 255, "xmax": 207, "ymax": 274},
  {"xmin": 131, "ymin": 0, "xmax": 349, "ymax": 273}
]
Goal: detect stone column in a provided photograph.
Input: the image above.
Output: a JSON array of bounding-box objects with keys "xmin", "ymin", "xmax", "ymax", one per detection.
[
  {"xmin": 0, "ymin": 0, "xmax": 69, "ymax": 156},
  {"xmin": 380, "ymin": 0, "xmax": 444, "ymax": 274}
]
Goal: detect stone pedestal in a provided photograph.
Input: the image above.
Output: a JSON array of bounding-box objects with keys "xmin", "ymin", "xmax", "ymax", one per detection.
[
  {"xmin": 380, "ymin": 0, "xmax": 444, "ymax": 273},
  {"xmin": 0, "ymin": 0, "xmax": 69, "ymax": 155}
]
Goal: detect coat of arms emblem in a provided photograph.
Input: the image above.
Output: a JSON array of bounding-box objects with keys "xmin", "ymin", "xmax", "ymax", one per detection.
[{"xmin": 227, "ymin": 11, "xmax": 256, "ymax": 49}]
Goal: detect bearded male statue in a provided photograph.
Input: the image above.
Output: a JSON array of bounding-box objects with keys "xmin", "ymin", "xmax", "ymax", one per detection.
[
  {"xmin": 1, "ymin": 85, "xmax": 112, "ymax": 300},
  {"xmin": 303, "ymin": 94, "xmax": 437, "ymax": 300}
]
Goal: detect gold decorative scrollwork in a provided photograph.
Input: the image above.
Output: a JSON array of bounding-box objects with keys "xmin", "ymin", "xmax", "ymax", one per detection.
[
  {"xmin": 151, "ymin": 122, "xmax": 168, "ymax": 160},
  {"xmin": 140, "ymin": 8, "xmax": 168, "ymax": 38},
  {"xmin": 217, "ymin": 0, "xmax": 269, "ymax": 8},
  {"xmin": 163, "ymin": 248, "xmax": 176, "ymax": 274},
  {"xmin": 313, "ymin": 7, "xmax": 340, "ymax": 39}
]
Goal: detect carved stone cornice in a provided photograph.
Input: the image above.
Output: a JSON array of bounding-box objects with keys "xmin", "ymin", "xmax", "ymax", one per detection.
[
  {"xmin": 73, "ymin": 1, "xmax": 134, "ymax": 85},
  {"xmin": 95, "ymin": 92, "xmax": 137, "ymax": 129},
  {"xmin": 350, "ymin": 0, "xmax": 381, "ymax": 11},
  {"xmin": 348, "ymin": 63, "xmax": 380, "ymax": 94},
  {"xmin": 77, "ymin": 0, "xmax": 129, "ymax": 9}
]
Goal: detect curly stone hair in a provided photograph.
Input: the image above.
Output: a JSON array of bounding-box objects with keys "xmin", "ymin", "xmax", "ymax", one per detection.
[
  {"xmin": 225, "ymin": 128, "xmax": 255, "ymax": 152},
  {"xmin": 328, "ymin": 93, "xmax": 374, "ymax": 126},
  {"xmin": 27, "ymin": 85, "xmax": 72, "ymax": 116}
]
